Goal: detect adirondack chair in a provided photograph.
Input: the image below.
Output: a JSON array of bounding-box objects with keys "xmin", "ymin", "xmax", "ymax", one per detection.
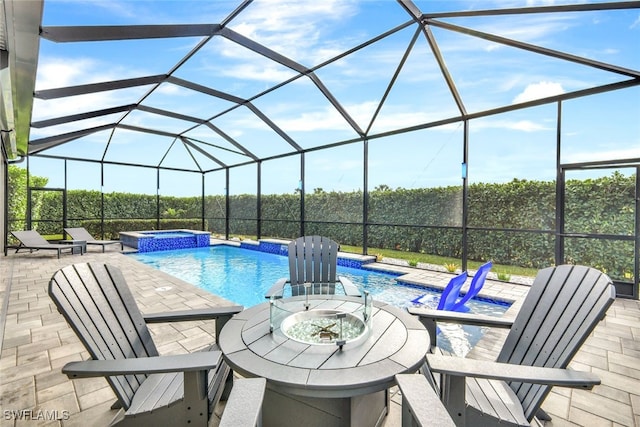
[
  {"xmin": 48, "ymin": 262, "xmax": 244, "ymax": 427},
  {"xmin": 412, "ymin": 271, "xmax": 468, "ymax": 310},
  {"xmin": 65, "ymin": 227, "xmax": 123, "ymax": 252},
  {"xmin": 451, "ymin": 261, "xmax": 492, "ymax": 312},
  {"xmin": 407, "ymin": 264, "xmax": 615, "ymax": 427},
  {"xmin": 265, "ymin": 235, "xmax": 361, "ymax": 298}
]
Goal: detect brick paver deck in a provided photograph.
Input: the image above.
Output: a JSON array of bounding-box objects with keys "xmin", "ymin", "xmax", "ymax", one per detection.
[{"xmin": 1, "ymin": 248, "xmax": 638, "ymax": 426}]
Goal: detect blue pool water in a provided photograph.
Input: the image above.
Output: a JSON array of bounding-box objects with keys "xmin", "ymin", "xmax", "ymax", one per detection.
[{"xmin": 131, "ymin": 245, "xmax": 509, "ymax": 355}]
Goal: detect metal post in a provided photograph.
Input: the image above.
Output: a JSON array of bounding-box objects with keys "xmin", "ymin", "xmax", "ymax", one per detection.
[
  {"xmin": 363, "ymin": 139, "xmax": 369, "ymax": 255},
  {"xmin": 555, "ymin": 101, "xmax": 564, "ymax": 266},
  {"xmin": 257, "ymin": 161, "xmax": 262, "ymax": 239},
  {"xmin": 461, "ymin": 121, "xmax": 469, "ymax": 272},
  {"xmin": 300, "ymin": 153, "xmax": 305, "ymax": 237}
]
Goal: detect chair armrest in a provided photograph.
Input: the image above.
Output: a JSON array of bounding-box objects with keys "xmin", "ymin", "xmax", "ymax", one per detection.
[
  {"xmin": 426, "ymin": 354, "xmax": 600, "ymax": 388},
  {"xmin": 395, "ymin": 374, "xmax": 456, "ymax": 427},
  {"xmin": 219, "ymin": 378, "xmax": 267, "ymax": 427},
  {"xmin": 408, "ymin": 307, "xmax": 514, "ymax": 328},
  {"xmin": 143, "ymin": 306, "xmax": 243, "ymax": 323},
  {"xmin": 63, "ymin": 351, "xmax": 222, "ymax": 378},
  {"xmin": 265, "ymin": 278, "xmax": 288, "ymax": 298},
  {"xmin": 338, "ymin": 276, "xmax": 362, "ymax": 297},
  {"xmin": 143, "ymin": 306, "xmax": 243, "ymax": 345}
]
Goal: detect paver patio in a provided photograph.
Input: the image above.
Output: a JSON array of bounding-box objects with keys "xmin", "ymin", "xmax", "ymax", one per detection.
[{"xmin": 0, "ymin": 248, "xmax": 638, "ymax": 426}]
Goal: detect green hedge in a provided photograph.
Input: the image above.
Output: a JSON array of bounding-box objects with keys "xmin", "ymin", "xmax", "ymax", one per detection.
[{"xmin": 8, "ymin": 166, "xmax": 635, "ymax": 279}]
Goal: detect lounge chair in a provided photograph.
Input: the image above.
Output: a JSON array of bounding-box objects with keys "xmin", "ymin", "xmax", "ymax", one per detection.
[
  {"xmin": 404, "ymin": 264, "xmax": 615, "ymax": 427},
  {"xmin": 412, "ymin": 271, "xmax": 468, "ymax": 310},
  {"xmin": 7, "ymin": 230, "xmax": 83, "ymax": 259},
  {"xmin": 265, "ymin": 235, "xmax": 361, "ymax": 298},
  {"xmin": 451, "ymin": 261, "xmax": 492, "ymax": 312},
  {"xmin": 49, "ymin": 262, "xmax": 244, "ymax": 427},
  {"xmin": 64, "ymin": 227, "xmax": 123, "ymax": 252}
]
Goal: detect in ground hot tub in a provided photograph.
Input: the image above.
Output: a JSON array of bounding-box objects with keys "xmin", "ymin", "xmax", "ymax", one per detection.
[{"xmin": 119, "ymin": 229, "xmax": 210, "ymax": 252}]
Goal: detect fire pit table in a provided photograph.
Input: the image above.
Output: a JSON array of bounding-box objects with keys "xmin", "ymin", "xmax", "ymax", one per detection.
[{"xmin": 219, "ymin": 293, "xmax": 430, "ymax": 427}]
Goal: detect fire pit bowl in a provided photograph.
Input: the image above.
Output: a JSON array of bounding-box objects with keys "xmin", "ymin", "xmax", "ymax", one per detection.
[{"xmin": 280, "ymin": 309, "xmax": 369, "ymax": 345}]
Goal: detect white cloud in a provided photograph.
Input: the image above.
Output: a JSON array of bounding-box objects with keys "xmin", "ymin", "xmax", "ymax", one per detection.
[
  {"xmin": 229, "ymin": 0, "xmax": 358, "ymax": 64},
  {"xmin": 470, "ymin": 118, "xmax": 550, "ymax": 133},
  {"xmin": 513, "ymin": 81, "xmax": 565, "ymax": 104},
  {"xmin": 35, "ymin": 58, "xmax": 98, "ymax": 89},
  {"xmin": 277, "ymin": 105, "xmax": 350, "ymax": 132},
  {"xmin": 526, "ymin": 0, "xmax": 558, "ymax": 7}
]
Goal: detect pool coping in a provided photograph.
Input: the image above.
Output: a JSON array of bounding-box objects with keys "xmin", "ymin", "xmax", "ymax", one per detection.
[{"xmin": 209, "ymin": 238, "xmax": 519, "ymax": 307}]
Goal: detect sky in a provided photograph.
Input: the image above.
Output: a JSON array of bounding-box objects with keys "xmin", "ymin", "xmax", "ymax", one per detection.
[{"xmin": 23, "ymin": 0, "xmax": 640, "ymax": 196}]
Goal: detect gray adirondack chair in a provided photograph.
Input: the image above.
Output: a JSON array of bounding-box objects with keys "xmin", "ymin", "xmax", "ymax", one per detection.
[
  {"xmin": 48, "ymin": 262, "xmax": 244, "ymax": 427},
  {"xmin": 265, "ymin": 235, "xmax": 361, "ymax": 298},
  {"xmin": 407, "ymin": 264, "xmax": 615, "ymax": 427},
  {"xmin": 65, "ymin": 227, "xmax": 123, "ymax": 252}
]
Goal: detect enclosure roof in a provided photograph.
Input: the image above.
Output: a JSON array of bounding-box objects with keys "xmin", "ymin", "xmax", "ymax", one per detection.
[{"xmin": 2, "ymin": 0, "xmax": 640, "ymax": 173}]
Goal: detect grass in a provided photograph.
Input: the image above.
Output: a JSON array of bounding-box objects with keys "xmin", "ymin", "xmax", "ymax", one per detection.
[{"xmin": 339, "ymin": 244, "xmax": 538, "ymax": 278}]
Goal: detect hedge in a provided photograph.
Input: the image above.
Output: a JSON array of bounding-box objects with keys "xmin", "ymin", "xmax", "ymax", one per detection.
[{"xmin": 7, "ymin": 166, "xmax": 635, "ymax": 279}]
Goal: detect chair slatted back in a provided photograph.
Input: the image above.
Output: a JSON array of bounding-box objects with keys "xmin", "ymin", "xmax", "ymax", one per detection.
[
  {"xmin": 288, "ymin": 236, "xmax": 339, "ymax": 295},
  {"xmin": 49, "ymin": 263, "xmax": 159, "ymax": 409},
  {"xmin": 497, "ymin": 265, "xmax": 615, "ymax": 421}
]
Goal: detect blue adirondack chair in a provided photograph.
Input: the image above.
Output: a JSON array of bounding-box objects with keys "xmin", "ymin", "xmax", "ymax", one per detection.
[
  {"xmin": 451, "ymin": 261, "xmax": 492, "ymax": 312},
  {"xmin": 412, "ymin": 272, "xmax": 468, "ymax": 311}
]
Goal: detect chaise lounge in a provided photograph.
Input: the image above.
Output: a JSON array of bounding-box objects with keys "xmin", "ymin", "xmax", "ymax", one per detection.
[
  {"xmin": 65, "ymin": 227, "xmax": 123, "ymax": 252},
  {"xmin": 6, "ymin": 230, "xmax": 84, "ymax": 259}
]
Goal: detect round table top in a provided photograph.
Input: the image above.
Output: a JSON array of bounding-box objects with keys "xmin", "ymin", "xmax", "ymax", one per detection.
[{"xmin": 219, "ymin": 296, "xmax": 430, "ymax": 398}]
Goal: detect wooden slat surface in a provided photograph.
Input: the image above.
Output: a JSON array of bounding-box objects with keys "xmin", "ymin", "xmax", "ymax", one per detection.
[
  {"xmin": 49, "ymin": 262, "xmax": 234, "ymax": 420},
  {"xmin": 219, "ymin": 296, "xmax": 429, "ymax": 399}
]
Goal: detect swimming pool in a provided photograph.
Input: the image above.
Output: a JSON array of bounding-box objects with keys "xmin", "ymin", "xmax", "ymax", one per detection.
[{"xmin": 131, "ymin": 245, "xmax": 509, "ymax": 355}]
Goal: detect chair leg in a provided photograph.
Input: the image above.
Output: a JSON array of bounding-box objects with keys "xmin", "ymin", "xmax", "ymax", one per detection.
[
  {"xmin": 440, "ymin": 374, "xmax": 466, "ymax": 427},
  {"xmin": 183, "ymin": 370, "xmax": 209, "ymax": 427}
]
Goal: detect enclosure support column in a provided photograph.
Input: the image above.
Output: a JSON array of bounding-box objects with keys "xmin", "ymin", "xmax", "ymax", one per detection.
[
  {"xmin": 461, "ymin": 120, "xmax": 469, "ymax": 272},
  {"xmin": 63, "ymin": 159, "xmax": 67, "ymax": 232},
  {"xmin": 300, "ymin": 153, "xmax": 305, "ymax": 237},
  {"xmin": 225, "ymin": 168, "xmax": 230, "ymax": 239},
  {"xmin": 257, "ymin": 161, "xmax": 262, "ymax": 239},
  {"xmin": 635, "ymin": 169, "xmax": 639, "ymax": 299},
  {"xmin": 156, "ymin": 168, "xmax": 160, "ymax": 230},
  {"xmin": 100, "ymin": 163, "xmax": 105, "ymax": 239},
  {"xmin": 555, "ymin": 101, "xmax": 564, "ymax": 266},
  {"xmin": 26, "ymin": 156, "xmax": 31, "ymax": 230},
  {"xmin": 363, "ymin": 139, "xmax": 369, "ymax": 255},
  {"xmin": 201, "ymin": 173, "xmax": 206, "ymax": 232}
]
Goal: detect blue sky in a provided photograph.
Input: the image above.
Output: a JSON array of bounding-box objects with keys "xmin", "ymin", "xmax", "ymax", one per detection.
[{"xmin": 25, "ymin": 0, "xmax": 640, "ymax": 196}]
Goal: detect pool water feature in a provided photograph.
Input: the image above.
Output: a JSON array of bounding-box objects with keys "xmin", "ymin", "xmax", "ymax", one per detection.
[
  {"xmin": 120, "ymin": 229, "xmax": 210, "ymax": 252},
  {"xmin": 131, "ymin": 245, "xmax": 510, "ymax": 355}
]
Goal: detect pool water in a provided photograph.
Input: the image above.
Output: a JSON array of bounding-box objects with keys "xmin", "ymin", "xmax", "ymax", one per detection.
[{"xmin": 131, "ymin": 245, "xmax": 509, "ymax": 355}]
